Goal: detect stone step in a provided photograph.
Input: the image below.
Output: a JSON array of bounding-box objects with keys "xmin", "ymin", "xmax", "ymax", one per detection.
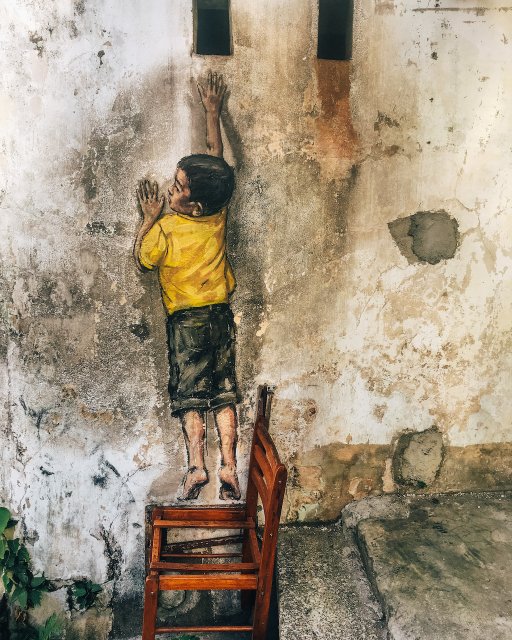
[{"xmin": 354, "ymin": 492, "xmax": 512, "ymax": 640}]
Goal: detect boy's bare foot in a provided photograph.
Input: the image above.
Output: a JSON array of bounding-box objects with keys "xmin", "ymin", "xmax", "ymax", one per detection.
[
  {"xmin": 218, "ymin": 465, "xmax": 241, "ymax": 501},
  {"xmin": 178, "ymin": 466, "xmax": 209, "ymax": 500}
]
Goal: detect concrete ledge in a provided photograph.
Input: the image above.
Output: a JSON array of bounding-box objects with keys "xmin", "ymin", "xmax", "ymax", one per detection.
[{"xmin": 355, "ymin": 491, "xmax": 512, "ymax": 640}]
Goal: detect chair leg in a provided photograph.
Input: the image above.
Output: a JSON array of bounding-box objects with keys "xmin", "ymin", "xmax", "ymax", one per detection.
[
  {"xmin": 142, "ymin": 575, "xmax": 159, "ymax": 640},
  {"xmin": 251, "ymin": 588, "xmax": 271, "ymax": 640},
  {"xmin": 241, "ymin": 530, "xmax": 256, "ymax": 611}
]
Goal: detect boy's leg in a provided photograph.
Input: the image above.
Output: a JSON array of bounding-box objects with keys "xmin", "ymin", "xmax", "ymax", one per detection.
[
  {"xmin": 179, "ymin": 409, "xmax": 209, "ymax": 500},
  {"xmin": 213, "ymin": 404, "xmax": 241, "ymax": 500}
]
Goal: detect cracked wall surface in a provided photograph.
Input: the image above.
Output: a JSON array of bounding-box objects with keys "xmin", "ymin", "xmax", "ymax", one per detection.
[{"xmin": 1, "ymin": 0, "xmax": 512, "ymax": 636}]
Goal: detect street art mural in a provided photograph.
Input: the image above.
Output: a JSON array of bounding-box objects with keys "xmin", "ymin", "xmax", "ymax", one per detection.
[
  {"xmin": 2, "ymin": 1, "xmax": 512, "ymax": 636},
  {"xmin": 134, "ymin": 73, "xmax": 240, "ymax": 501}
]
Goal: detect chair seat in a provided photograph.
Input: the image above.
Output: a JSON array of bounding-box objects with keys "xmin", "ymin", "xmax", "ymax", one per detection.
[
  {"xmin": 152, "ymin": 517, "xmax": 256, "ymax": 529},
  {"xmin": 152, "ymin": 505, "xmax": 247, "ymax": 521}
]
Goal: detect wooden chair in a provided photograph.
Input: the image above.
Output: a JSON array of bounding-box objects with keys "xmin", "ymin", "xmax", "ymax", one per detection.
[{"xmin": 142, "ymin": 385, "xmax": 287, "ymax": 640}]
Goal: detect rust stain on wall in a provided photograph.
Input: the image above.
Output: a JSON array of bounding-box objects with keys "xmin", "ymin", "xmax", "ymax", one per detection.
[
  {"xmin": 375, "ymin": 0, "xmax": 396, "ymax": 15},
  {"xmin": 434, "ymin": 443, "xmax": 512, "ymax": 492},
  {"xmin": 304, "ymin": 60, "xmax": 359, "ymax": 179},
  {"xmin": 283, "ymin": 442, "xmax": 512, "ymax": 523},
  {"xmin": 285, "ymin": 443, "xmax": 392, "ymax": 522}
]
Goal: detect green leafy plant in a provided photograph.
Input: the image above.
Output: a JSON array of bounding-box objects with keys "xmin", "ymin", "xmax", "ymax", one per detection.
[
  {"xmin": 0, "ymin": 508, "xmax": 49, "ymax": 611},
  {"xmin": 0, "ymin": 506, "xmax": 103, "ymax": 640},
  {"xmin": 10, "ymin": 613, "xmax": 63, "ymax": 640},
  {"xmin": 37, "ymin": 613, "xmax": 62, "ymax": 640},
  {"xmin": 68, "ymin": 579, "xmax": 103, "ymax": 611}
]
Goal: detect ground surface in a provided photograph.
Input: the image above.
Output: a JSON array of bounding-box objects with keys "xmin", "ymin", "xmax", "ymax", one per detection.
[
  {"xmin": 356, "ymin": 492, "xmax": 512, "ymax": 640},
  {"xmin": 277, "ymin": 524, "xmax": 387, "ymax": 640}
]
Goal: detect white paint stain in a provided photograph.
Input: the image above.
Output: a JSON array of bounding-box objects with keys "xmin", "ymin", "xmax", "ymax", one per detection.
[{"xmin": 256, "ymin": 319, "xmax": 269, "ymax": 337}]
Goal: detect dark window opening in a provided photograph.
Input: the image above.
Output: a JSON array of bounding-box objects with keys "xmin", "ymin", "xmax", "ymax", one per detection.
[
  {"xmin": 195, "ymin": 0, "xmax": 231, "ymax": 56},
  {"xmin": 317, "ymin": 0, "xmax": 353, "ymax": 60}
]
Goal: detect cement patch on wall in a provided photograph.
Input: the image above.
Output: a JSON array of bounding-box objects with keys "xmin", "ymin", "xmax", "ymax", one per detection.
[
  {"xmin": 392, "ymin": 426, "xmax": 444, "ymax": 488},
  {"xmin": 388, "ymin": 210, "xmax": 459, "ymax": 264}
]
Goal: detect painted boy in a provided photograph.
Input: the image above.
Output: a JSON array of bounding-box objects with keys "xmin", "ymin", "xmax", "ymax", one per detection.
[{"xmin": 133, "ymin": 72, "xmax": 240, "ymax": 501}]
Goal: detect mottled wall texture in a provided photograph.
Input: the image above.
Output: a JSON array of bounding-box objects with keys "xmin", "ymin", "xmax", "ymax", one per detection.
[{"xmin": 1, "ymin": 0, "xmax": 511, "ymax": 636}]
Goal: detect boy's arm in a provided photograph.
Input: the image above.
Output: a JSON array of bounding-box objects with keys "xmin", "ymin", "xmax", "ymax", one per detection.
[
  {"xmin": 198, "ymin": 71, "xmax": 226, "ymax": 158},
  {"xmin": 133, "ymin": 179, "xmax": 165, "ymax": 271}
]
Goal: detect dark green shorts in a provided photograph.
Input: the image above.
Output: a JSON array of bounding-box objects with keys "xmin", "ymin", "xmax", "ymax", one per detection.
[{"xmin": 166, "ymin": 303, "xmax": 240, "ymax": 416}]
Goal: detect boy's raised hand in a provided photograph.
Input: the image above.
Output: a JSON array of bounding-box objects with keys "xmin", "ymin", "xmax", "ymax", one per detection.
[
  {"xmin": 198, "ymin": 71, "xmax": 226, "ymax": 114},
  {"xmin": 137, "ymin": 179, "xmax": 164, "ymax": 222}
]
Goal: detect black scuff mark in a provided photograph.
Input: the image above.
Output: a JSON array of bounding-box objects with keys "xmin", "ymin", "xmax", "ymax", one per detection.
[
  {"xmin": 14, "ymin": 437, "xmax": 27, "ymax": 463},
  {"xmin": 68, "ymin": 20, "xmax": 79, "ymax": 39},
  {"xmin": 20, "ymin": 517, "xmax": 39, "ymax": 546},
  {"xmin": 35, "ymin": 412, "xmax": 45, "ymax": 435},
  {"xmin": 98, "ymin": 50, "xmax": 105, "ymax": 66},
  {"xmin": 93, "ymin": 457, "xmax": 121, "ymax": 487},
  {"xmin": 104, "ymin": 460, "xmax": 121, "ymax": 477},
  {"xmin": 29, "ymin": 32, "xmax": 44, "ymax": 57},
  {"xmin": 129, "ymin": 322, "xmax": 150, "ymax": 341},
  {"xmin": 78, "ymin": 131, "xmax": 108, "ymax": 202},
  {"xmin": 40, "ymin": 466, "xmax": 54, "ymax": 476},
  {"xmin": 74, "ymin": 0, "xmax": 85, "ymax": 15},
  {"xmin": 92, "ymin": 474, "xmax": 108, "ymax": 488},
  {"xmin": 99, "ymin": 524, "xmax": 123, "ymax": 591},
  {"xmin": 374, "ymin": 111, "xmax": 400, "ymax": 132},
  {"xmin": 85, "ymin": 221, "xmax": 119, "ymax": 236},
  {"xmin": 19, "ymin": 397, "xmax": 48, "ymax": 439}
]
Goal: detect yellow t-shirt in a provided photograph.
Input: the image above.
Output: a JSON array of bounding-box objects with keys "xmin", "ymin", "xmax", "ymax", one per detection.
[{"xmin": 139, "ymin": 208, "xmax": 236, "ymax": 315}]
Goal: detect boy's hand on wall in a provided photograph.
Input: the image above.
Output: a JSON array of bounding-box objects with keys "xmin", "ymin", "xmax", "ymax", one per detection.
[
  {"xmin": 137, "ymin": 180, "xmax": 164, "ymax": 222},
  {"xmin": 198, "ymin": 71, "xmax": 226, "ymax": 114}
]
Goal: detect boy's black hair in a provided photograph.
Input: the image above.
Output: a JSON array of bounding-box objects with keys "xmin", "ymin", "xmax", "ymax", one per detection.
[{"xmin": 177, "ymin": 154, "xmax": 235, "ymax": 215}]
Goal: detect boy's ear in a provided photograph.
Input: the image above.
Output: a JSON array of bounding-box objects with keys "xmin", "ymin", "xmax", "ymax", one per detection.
[{"xmin": 191, "ymin": 201, "xmax": 204, "ymax": 217}]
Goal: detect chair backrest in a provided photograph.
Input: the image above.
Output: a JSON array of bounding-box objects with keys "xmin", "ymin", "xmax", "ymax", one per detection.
[
  {"xmin": 256, "ymin": 383, "xmax": 275, "ymax": 423},
  {"xmin": 246, "ymin": 385, "xmax": 287, "ymax": 540}
]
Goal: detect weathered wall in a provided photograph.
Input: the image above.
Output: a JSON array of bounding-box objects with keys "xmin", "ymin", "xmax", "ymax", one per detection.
[
  {"xmin": 1, "ymin": 0, "xmax": 511, "ymax": 635},
  {"xmin": 269, "ymin": 0, "xmax": 512, "ymax": 521}
]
